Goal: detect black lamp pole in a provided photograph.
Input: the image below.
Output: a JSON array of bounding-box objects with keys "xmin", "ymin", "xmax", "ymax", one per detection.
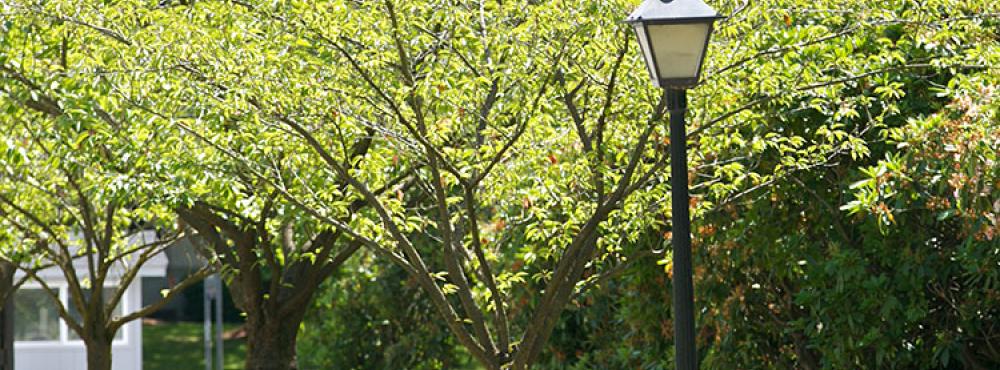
[
  {"xmin": 666, "ymin": 88, "xmax": 696, "ymax": 370},
  {"xmin": 625, "ymin": 1, "xmax": 720, "ymax": 368}
]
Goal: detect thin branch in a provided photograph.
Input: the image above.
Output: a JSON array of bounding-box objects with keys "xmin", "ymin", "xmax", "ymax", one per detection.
[
  {"xmin": 112, "ymin": 265, "xmax": 213, "ymax": 329},
  {"xmin": 277, "ymin": 114, "xmax": 495, "ymax": 365},
  {"xmin": 462, "ymin": 186, "xmax": 510, "ymax": 354},
  {"xmin": 572, "ymin": 249, "xmax": 660, "ymax": 299},
  {"xmin": 691, "ymin": 63, "xmax": 992, "ymax": 139}
]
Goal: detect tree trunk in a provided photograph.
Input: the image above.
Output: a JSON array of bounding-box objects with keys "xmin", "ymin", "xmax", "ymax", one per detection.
[
  {"xmin": 0, "ymin": 261, "xmax": 16, "ymax": 370},
  {"xmin": 85, "ymin": 337, "xmax": 113, "ymax": 370},
  {"xmin": 244, "ymin": 315, "xmax": 302, "ymax": 370}
]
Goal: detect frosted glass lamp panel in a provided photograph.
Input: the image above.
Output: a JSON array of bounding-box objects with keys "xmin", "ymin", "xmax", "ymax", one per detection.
[
  {"xmin": 647, "ymin": 22, "xmax": 710, "ymax": 79},
  {"xmin": 633, "ymin": 23, "xmax": 659, "ymax": 82}
]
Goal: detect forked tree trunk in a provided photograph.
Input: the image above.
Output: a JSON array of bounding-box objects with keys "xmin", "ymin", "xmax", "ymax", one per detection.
[
  {"xmin": 244, "ymin": 315, "xmax": 303, "ymax": 370},
  {"xmin": 178, "ymin": 204, "xmax": 359, "ymax": 370}
]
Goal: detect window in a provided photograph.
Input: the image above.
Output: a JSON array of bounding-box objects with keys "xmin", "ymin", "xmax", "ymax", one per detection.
[
  {"xmin": 14, "ymin": 284, "xmax": 128, "ymax": 344},
  {"xmin": 14, "ymin": 289, "xmax": 60, "ymax": 342}
]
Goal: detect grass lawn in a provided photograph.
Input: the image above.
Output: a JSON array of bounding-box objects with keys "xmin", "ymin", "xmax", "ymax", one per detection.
[{"xmin": 143, "ymin": 322, "xmax": 246, "ymax": 370}]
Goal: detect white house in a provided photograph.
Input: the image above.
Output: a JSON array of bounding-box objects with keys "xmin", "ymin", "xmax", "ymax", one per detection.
[{"xmin": 12, "ymin": 229, "xmax": 168, "ymax": 370}]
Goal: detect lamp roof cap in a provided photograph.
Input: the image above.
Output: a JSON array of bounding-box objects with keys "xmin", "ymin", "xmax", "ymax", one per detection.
[{"xmin": 625, "ymin": 0, "xmax": 721, "ymax": 23}]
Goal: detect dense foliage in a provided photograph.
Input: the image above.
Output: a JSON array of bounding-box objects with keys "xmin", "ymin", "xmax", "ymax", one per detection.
[
  {"xmin": 299, "ymin": 252, "xmax": 468, "ymax": 370},
  {"xmin": 0, "ymin": 0, "xmax": 996, "ymax": 369}
]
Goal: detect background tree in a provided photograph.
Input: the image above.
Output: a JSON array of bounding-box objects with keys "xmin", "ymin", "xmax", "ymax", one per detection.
[
  {"xmin": 0, "ymin": 7, "xmax": 212, "ymax": 369},
  {"xmin": 0, "ymin": 2, "xmax": 406, "ymax": 369},
  {"xmin": 172, "ymin": 196, "xmax": 365, "ymax": 370},
  {"xmin": 142, "ymin": 53, "xmax": 407, "ymax": 370}
]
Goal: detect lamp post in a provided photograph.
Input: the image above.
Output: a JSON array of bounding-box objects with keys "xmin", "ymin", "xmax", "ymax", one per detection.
[{"xmin": 625, "ymin": 1, "xmax": 721, "ymax": 369}]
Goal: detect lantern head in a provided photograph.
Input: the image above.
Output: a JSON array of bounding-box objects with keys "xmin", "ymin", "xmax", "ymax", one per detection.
[{"xmin": 626, "ymin": 0, "xmax": 722, "ymax": 88}]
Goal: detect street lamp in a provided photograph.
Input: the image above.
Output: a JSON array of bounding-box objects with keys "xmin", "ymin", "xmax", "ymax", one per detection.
[{"xmin": 625, "ymin": 1, "xmax": 721, "ymax": 369}]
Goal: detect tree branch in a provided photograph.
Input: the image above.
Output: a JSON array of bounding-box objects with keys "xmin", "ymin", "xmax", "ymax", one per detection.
[{"xmin": 112, "ymin": 265, "xmax": 213, "ymax": 330}]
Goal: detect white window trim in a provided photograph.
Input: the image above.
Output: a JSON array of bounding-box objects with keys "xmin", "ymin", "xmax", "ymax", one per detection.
[{"xmin": 14, "ymin": 281, "xmax": 129, "ymax": 347}]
